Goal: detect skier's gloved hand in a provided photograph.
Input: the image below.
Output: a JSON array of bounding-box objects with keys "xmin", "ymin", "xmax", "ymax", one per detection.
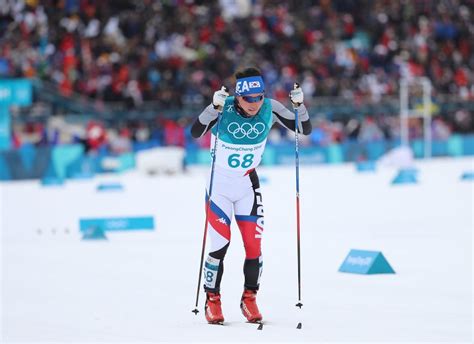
[
  {"xmin": 213, "ymin": 86, "xmax": 229, "ymax": 111},
  {"xmin": 289, "ymin": 83, "xmax": 304, "ymax": 107}
]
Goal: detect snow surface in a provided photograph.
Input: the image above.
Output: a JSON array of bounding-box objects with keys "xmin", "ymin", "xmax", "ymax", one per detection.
[{"xmin": 1, "ymin": 157, "xmax": 473, "ymax": 343}]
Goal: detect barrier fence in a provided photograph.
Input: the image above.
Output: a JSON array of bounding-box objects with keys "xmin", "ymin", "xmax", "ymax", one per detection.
[{"xmin": 0, "ymin": 134, "xmax": 472, "ymax": 181}]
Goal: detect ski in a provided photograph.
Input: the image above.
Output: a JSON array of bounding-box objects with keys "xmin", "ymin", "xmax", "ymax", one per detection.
[
  {"xmin": 206, "ymin": 320, "xmax": 264, "ymax": 329},
  {"xmin": 246, "ymin": 320, "xmax": 264, "ymax": 330}
]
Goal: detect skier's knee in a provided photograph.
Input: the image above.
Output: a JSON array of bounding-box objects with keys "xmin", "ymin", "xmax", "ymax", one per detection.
[
  {"xmin": 210, "ymin": 243, "xmax": 230, "ymax": 260},
  {"xmin": 244, "ymin": 245, "xmax": 261, "ymax": 260}
]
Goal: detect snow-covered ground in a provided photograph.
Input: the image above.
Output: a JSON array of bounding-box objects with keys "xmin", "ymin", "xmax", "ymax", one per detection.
[{"xmin": 1, "ymin": 157, "xmax": 473, "ymax": 343}]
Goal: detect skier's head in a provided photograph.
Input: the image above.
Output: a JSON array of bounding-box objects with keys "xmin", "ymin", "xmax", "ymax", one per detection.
[{"xmin": 234, "ymin": 67, "xmax": 265, "ymax": 117}]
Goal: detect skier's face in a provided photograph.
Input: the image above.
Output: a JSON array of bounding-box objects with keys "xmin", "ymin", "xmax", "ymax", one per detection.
[{"xmin": 236, "ymin": 93, "xmax": 264, "ymax": 116}]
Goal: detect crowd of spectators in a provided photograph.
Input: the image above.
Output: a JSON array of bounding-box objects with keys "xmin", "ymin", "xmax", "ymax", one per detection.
[
  {"xmin": 1, "ymin": 0, "xmax": 473, "ymax": 152},
  {"xmin": 1, "ymin": 0, "xmax": 473, "ymax": 107}
]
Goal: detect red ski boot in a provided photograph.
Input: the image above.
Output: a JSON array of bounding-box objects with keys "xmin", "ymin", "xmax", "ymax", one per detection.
[
  {"xmin": 205, "ymin": 292, "xmax": 224, "ymax": 324},
  {"xmin": 240, "ymin": 289, "xmax": 263, "ymax": 323}
]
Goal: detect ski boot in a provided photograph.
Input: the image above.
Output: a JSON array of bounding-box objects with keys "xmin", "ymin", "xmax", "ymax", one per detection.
[
  {"xmin": 205, "ymin": 292, "xmax": 224, "ymax": 324},
  {"xmin": 240, "ymin": 289, "xmax": 262, "ymax": 323}
]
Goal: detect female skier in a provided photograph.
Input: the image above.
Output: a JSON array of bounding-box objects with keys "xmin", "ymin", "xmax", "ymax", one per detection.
[{"xmin": 191, "ymin": 67, "xmax": 312, "ymax": 324}]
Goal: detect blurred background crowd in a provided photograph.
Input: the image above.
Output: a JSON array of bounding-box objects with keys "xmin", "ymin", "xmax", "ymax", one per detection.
[{"xmin": 1, "ymin": 0, "xmax": 473, "ymax": 153}]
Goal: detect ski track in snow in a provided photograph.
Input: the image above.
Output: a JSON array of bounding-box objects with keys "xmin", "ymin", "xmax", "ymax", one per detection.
[{"xmin": 1, "ymin": 157, "xmax": 473, "ymax": 343}]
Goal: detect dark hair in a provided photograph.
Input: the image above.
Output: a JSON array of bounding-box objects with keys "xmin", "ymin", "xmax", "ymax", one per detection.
[{"xmin": 235, "ymin": 67, "xmax": 262, "ymax": 79}]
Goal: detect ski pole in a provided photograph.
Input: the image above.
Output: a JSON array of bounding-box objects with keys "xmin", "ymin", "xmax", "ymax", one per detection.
[
  {"xmin": 192, "ymin": 89, "xmax": 226, "ymax": 315},
  {"xmin": 293, "ymin": 83, "xmax": 303, "ymax": 329}
]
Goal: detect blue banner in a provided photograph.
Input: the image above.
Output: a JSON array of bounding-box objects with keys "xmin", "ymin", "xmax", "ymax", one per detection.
[
  {"xmin": 339, "ymin": 249, "xmax": 395, "ymax": 274},
  {"xmin": 0, "ymin": 79, "xmax": 32, "ymax": 106},
  {"xmin": 79, "ymin": 216, "xmax": 155, "ymax": 232},
  {"xmin": 0, "ymin": 79, "xmax": 32, "ymax": 149},
  {"xmin": 0, "ymin": 107, "xmax": 9, "ymax": 149}
]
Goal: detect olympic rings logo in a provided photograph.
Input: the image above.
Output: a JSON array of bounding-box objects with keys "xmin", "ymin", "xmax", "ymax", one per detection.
[{"xmin": 227, "ymin": 122, "xmax": 266, "ymax": 139}]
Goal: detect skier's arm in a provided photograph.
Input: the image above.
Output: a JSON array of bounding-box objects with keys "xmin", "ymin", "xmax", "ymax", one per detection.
[
  {"xmin": 270, "ymin": 99, "xmax": 312, "ymax": 135},
  {"xmin": 190, "ymin": 104, "xmax": 219, "ymax": 138},
  {"xmin": 191, "ymin": 87, "xmax": 229, "ymax": 138}
]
